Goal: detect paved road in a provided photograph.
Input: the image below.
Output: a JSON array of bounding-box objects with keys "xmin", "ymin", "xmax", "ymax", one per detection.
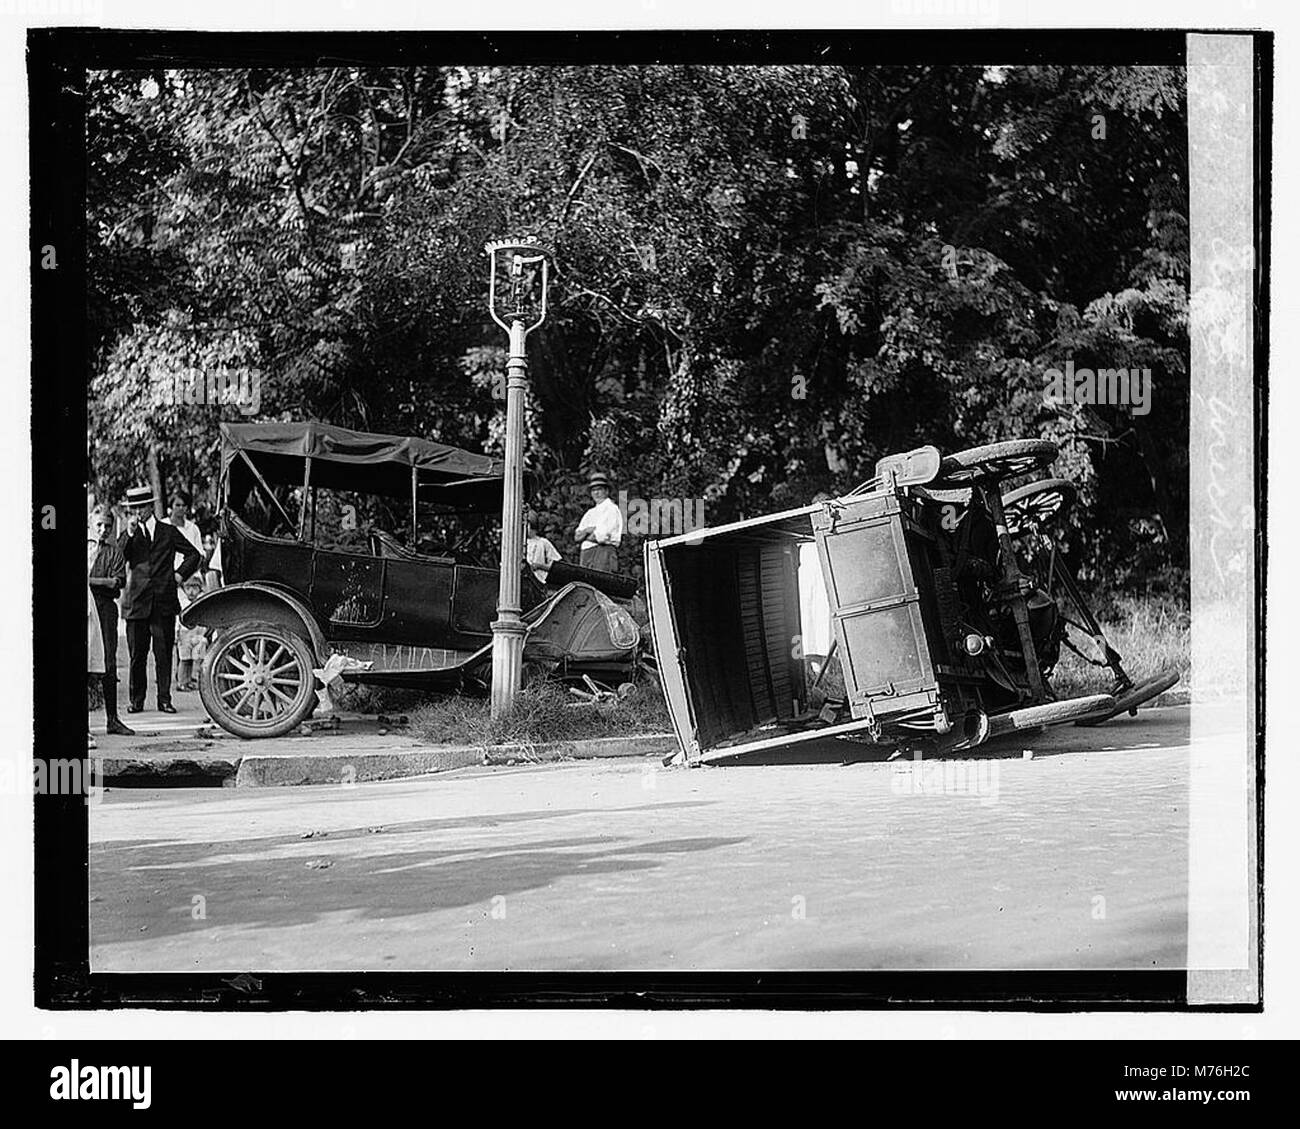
[{"xmin": 90, "ymin": 707, "xmax": 1190, "ymax": 972}]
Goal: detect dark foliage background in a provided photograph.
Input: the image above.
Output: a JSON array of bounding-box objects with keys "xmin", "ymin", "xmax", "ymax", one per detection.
[{"xmin": 88, "ymin": 64, "xmax": 1188, "ymax": 590}]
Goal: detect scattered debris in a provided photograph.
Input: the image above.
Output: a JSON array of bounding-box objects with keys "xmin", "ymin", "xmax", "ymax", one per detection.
[
  {"xmin": 312, "ymin": 653, "xmax": 374, "ymax": 714},
  {"xmin": 223, "ymin": 973, "xmax": 263, "ymax": 993},
  {"xmin": 305, "ymin": 859, "xmax": 333, "ymax": 870},
  {"xmin": 568, "ymin": 675, "xmax": 619, "ymax": 704},
  {"xmin": 300, "ymin": 830, "xmax": 329, "ymax": 839}
]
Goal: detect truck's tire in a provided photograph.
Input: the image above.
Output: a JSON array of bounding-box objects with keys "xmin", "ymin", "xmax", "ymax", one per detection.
[
  {"xmin": 1001, "ymin": 478, "xmax": 1078, "ymax": 536},
  {"xmin": 934, "ymin": 439, "xmax": 1059, "ymax": 486},
  {"xmin": 199, "ymin": 621, "xmax": 318, "ymax": 739},
  {"xmin": 1078, "ymin": 670, "xmax": 1181, "ymax": 725},
  {"xmin": 987, "ymin": 692, "xmax": 1117, "ymax": 738}
]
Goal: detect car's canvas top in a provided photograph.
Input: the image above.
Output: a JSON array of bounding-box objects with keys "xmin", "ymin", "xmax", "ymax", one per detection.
[{"xmin": 221, "ymin": 420, "xmax": 507, "ymax": 506}]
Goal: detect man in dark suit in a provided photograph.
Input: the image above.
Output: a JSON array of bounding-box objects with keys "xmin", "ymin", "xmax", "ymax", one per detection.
[{"xmin": 119, "ymin": 485, "xmax": 203, "ymax": 714}]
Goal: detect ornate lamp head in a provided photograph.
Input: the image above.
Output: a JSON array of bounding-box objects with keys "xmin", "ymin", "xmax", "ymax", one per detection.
[{"xmin": 485, "ymin": 237, "xmax": 551, "ymax": 334}]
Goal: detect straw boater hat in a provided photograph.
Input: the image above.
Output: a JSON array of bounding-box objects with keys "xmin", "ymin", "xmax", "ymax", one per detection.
[
  {"xmin": 122, "ymin": 485, "xmax": 155, "ymax": 509},
  {"xmin": 587, "ymin": 472, "xmax": 611, "ymax": 490}
]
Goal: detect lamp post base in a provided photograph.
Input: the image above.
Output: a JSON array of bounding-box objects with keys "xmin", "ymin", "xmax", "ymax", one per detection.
[{"xmin": 489, "ymin": 616, "xmax": 527, "ymax": 718}]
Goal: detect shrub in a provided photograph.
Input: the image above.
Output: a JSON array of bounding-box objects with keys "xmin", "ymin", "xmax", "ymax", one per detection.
[{"xmin": 1050, "ymin": 593, "xmax": 1190, "ymax": 698}]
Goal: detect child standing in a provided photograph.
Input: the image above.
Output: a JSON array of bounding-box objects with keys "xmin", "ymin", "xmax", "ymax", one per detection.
[
  {"xmin": 524, "ymin": 511, "xmax": 561, "ymax": 584},
  {"xmin": 175, "ymin": 575, "xmax": 209, "ymax": 691}
]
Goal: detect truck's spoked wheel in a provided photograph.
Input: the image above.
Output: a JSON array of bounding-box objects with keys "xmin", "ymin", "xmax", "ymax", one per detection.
[
  {"xmin": 933, "ymin": 439, "xmax": 1059, "ymax": 487},
  {"xmin": 200, "ymin": 622, "xmax": 317, "ymax": 739},
  {"xmin": 1001, "ymin": 478, "xmax": 1078, "ymax": 536}
]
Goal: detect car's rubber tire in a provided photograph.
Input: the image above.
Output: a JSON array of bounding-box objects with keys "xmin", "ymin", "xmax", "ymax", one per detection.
[
  {"xmin": 987, "ymin": 692, "xmax": 1116, "ymax": 739},
  {"xmin": 933, "ymin": 439, "xmax": 1059, "ymax": 487},
  {"xmin": 199, "ymin": 621, "xmax": 318, "ymax": 740},
  {"xmin": 1078, "ymin": 670, "xmax": 1181, "ymax": 725},
  {"xmin": 1001, "ymin": 477, "xmax": 1078, "ymax": 536}
]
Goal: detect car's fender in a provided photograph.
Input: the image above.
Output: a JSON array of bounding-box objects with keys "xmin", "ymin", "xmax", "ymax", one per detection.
[{"xmin": 180, "ymin": 582, "xmax": 327, "ymax": 663}]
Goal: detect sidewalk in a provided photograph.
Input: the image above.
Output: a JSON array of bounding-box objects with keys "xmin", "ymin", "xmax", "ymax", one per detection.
[
  {"xmin": 92, "ymin": 696, "xmax": 674, "ymax": 788},
  {"xmin": 93, "ymin": 620, "xmax": 672, "ymax": 787}
]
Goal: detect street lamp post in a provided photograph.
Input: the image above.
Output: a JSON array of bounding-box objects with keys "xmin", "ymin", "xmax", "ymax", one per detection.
[{"xmin": 484, "ymin": 238, "xmax": 550, "ymax": 718}]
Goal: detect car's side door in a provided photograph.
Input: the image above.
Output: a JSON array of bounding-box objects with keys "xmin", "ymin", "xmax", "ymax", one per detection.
[
  {"xmin": 375, "ymin": 555, "xmax": 457, "ymax": 646},
  {"xmin": 449, "ymin": 564, "xmax": 499, "ymax": 639},
  {"xmin": 309, "ymin": 548, "xmax": 385, "ymax": 638}
]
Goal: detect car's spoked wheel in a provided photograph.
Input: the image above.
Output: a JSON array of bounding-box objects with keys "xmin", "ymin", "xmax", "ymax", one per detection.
[
  {"xmin": 1002, "ymin": 478, "xmax": 1078, "ymax": 537},
  {"xmin": 199, "ymin": 622, "xmax": 318, "ymax": 739},
  {"xmin": 933, "ymin": 439, "xmax": 1059, "ymax": 487}
]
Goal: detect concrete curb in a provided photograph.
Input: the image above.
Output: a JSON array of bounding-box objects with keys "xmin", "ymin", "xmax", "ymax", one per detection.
[
  {"xmin": 235, "ymin": 745, "xmax": 485, "ymax": 787},
  {"xmin": 103, "ymin": 732, "xmax": 678, "ymax": 788},
  {"xmin": 102, "ymin": 752, "xmax": 240, "ymax": 786}
]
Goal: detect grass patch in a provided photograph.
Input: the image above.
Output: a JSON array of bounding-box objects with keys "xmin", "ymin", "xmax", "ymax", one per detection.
[
  {"xmin": 410, "ymin": 678, "xmax": 672, "ymax": 747},
  {"xmin": 1050, "ymin": 593, "xmax": 1189, "ymax": 698}
]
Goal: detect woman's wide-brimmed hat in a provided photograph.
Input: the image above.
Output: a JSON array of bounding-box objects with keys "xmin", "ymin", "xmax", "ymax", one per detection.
[{"xmin": 122, "ymin": 485, "xmax": 155, "ymax": 508}]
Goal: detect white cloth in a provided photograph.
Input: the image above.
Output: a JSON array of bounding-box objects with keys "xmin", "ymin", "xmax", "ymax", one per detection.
[
  {"xmin": 525, "ymin": 535, "xmax": 561, "ymax": 582},
  {"xmin": 88, "ymin": 585, "xmax": 105, "ymax": 674},
  {"xmin": 166, "ymin": 517, "xmax": 203, "ymax": 572},
  {"xmin": 577, "ymin": 497, "xmax": 623, "ymax": 550},
  {"xmin": 798, "ymin": 541, "xmax": 833, "ymax": 658}
]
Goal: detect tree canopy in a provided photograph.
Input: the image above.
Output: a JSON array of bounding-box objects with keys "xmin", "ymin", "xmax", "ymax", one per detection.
[{"xmin": 88, "ymin": 63, "xmax": 1189, "ymax": 588}]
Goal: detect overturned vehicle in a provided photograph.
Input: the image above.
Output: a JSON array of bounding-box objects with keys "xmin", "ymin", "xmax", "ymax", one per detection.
[
  {"xmin": 645, "ymin": 439, "xmax": 1178, "ymax": 765},
  {"xmin": 183, "ymin": 421, "xmax": 639, "ymax": 738}
]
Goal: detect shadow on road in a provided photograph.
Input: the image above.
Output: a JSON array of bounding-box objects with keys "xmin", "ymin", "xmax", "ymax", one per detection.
[{"xmin": 91, "ymin": 802, "xmax": 740, "ymax": 945}]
